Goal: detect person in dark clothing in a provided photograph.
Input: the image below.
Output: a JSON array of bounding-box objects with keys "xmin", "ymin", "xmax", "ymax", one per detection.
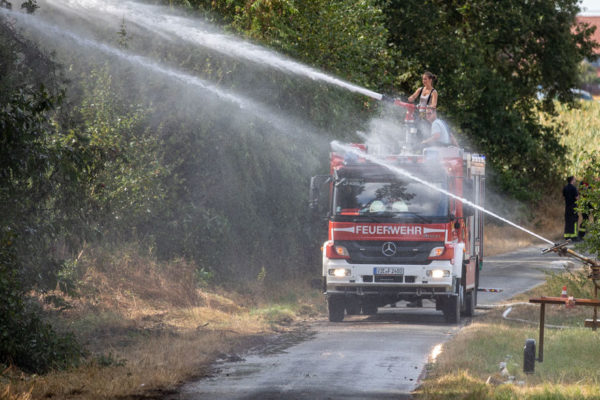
[{"xmin": 562, "ymin": 176, "xmax": 579, "ymax": 241}]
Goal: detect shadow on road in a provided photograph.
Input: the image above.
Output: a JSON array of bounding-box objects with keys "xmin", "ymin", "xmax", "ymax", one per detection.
[
  {"xmin": 336, "ymin": 304, "xmax": 453, "ymax": 326},
  {"xmin": 231, "ymin": 390, "xmax": 412, "ymax": 400}
]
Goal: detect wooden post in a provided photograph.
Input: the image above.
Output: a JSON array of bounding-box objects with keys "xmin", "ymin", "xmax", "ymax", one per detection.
[
  {"xmin": 595, "ymin": 284, "xmax": 598, "ymax": 332},
  {"xmin": 538, "ymin": 303, "xmax": 545, "ymax": 362},
  {"xmin": 530, "ymin": 296, "xmax": 600, "ymax": 362}
]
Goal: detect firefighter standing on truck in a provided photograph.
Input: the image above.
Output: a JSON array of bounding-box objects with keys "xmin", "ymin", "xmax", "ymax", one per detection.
[
  {"xmin": 407, "ymin": 71, "xmax": 438, "ymax": 113},
  {"xmin": 563, "ymin": 176, "xmax": 579, "ymax": 241},
  {"xmin": 421, "ymin": 108, "xmax": 458, "ymax": 147}
]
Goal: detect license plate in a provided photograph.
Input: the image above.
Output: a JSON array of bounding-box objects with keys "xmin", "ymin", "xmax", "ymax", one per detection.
[{"xmin": 373, "ymin": 267, "xmax": 404, "ymax": 275}]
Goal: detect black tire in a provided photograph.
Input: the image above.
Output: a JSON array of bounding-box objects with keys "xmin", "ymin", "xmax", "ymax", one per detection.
[
  {"xmin": 345, "ymin": 297, "xmax": 361, "ymax": 315},
  {"xmin": 523, "ymin": 339, "xmax": 536, "ymax": 374},
  {"xmin": 463, "ymin": 290, "xmax": 475, "ymax": 317},
  {"xmin": 460, "ymin": 263, "xmax": 467, "ymax": 315},
  {"xmin": 443, "ymin": 280, "xmax": 464, "ymax": 324},
  {"xmin": 328, "ymin": 296, "xmax": 345, "ymax": 322},
  {"xmin": 443, "ymin": 295, "xmax": 460, "ymax": 324}
]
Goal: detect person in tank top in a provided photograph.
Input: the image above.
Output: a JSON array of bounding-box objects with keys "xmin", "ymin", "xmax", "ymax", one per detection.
[{"xmin": 408, "ymin": 71, "xmax": 438, "ymax": 113}]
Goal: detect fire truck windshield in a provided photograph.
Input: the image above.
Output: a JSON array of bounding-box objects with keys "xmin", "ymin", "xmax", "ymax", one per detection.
[{"xmin": 333, "ymin": 180, "xmax": 449, "ymax": 222}]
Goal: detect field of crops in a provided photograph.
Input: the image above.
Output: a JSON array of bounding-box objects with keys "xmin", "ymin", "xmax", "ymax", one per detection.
[{"xmin": 542, "ymin": 100, "xmax": 600, "ymax": 178}]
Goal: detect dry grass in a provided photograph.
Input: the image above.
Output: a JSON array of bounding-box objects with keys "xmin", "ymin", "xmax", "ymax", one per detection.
[
  {"xmin": 0, "ymin": 245, "xmax": 324, "ymax": 400},
  {"xmin": 417, "ymin": 312, "xmax": 600, "ymax": 399},
  {"xmin": 416, "ymin": 269, "xmax": 600, "ymax": 400},
  {"xmin": 417, "ymin": 370, "xmax": 600, "ymax": 400},
  {"xmin": 2, "ymin": 330, "xmax": 256, "ymax": 400}
]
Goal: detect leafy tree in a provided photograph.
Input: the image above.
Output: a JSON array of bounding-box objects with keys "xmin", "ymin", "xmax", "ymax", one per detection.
[
  {"xmin": 175, "ymin": 0, "xmax": 397, "ymax": 135},
  {"xmin": 33, "ymin": 0, "xmax": 394, "ymax": 283},
  {"xmin": 229, "ymin": 0, "xmax": 394, "ymax": 88},
  {"xmin": 0, "ymin": 9, "xmax": 85, "ymax": 372},
  {"xmin": 67, "ymin": 65, "xmax": 170, "ymax": 242},
  {"xmin": 0, "ymin": 66, "xmax": 66, "ymax": 288},
  {"xmin": 383, "ymin": 0, "xmax": 597, "ymax": 200},
  {"xmin": 0, "ymin": 231, "xmax": 83, "ymax": 373},
  {"xmin": 177, "ymin": 0, "xmax": 597, "ymax": 201},
  {"xmin": 579, "ymin": 156, "xmax": 600, "ymax": 257}
]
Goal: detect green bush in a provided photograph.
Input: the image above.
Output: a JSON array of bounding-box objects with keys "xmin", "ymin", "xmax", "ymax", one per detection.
[
  {"xmin": 578, "ymin": 156, "xmax": 600, "ymax": 258},
  {"xmin": 0, "ymin": 232, "xmax": 84, "ymax": 374}
]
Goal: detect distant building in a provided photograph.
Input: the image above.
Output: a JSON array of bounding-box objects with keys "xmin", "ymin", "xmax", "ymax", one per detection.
[{"xmin": 576, "ymin": 15, "xmax": 600, "ymax": 56}]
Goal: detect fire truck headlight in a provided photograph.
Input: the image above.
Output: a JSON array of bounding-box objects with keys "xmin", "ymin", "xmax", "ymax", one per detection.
[
  {"xmin": 427, "ymin": 269, "xmax": 450, "ymax": 279},
  {"xmin": 328, "ymin": 268, "xmax": 351, "ymax": 277},
  {"xmin": 428, "ymin": 247, "xmax": 445, "ymax": 257}
]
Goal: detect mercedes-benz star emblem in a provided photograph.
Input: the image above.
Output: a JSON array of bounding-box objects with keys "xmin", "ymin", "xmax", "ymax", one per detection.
[{"xmin": 382, "ymin": 242, "xmax": 397, "ymax": 257}]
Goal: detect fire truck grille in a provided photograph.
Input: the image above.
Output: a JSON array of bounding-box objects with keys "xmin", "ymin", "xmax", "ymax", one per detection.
[
  {"xmin": 373, "ymin": 275, "xmax": 403, "ymax": 283},
  {"xmin": 337, "ymin": 240, "xmax": 443, "ymax": 264}
]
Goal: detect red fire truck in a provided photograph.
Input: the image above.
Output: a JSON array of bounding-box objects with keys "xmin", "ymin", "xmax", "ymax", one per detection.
[{"xmin": 309, "ymin": 107, "xmax": 485, "ymax": 323}]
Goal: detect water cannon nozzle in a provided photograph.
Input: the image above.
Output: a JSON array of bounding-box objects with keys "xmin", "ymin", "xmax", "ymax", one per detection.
[{"xmin": 541, "ymin": 240, "xmax": 570, "ymax": 255}]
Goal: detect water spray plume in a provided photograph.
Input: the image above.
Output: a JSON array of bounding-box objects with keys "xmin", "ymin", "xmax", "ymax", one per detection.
[
  {"xmin": 1, "ymin": 8, "xmax": 327, "ymax": 144},
  {"xmin": 331, "ymin": 141, "xmax": 554, "ymax": 246},
  {"xmin": 43, "ymin": 0, "xmax": 384, "ymax": 101}
]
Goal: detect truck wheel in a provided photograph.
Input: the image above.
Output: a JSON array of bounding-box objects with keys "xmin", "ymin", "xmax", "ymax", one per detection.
[
  {"xmin": 345, "ymin": 297, "xmax": 361, "ymax": 315},
  {"xmin": 463, "ymin": 290, "xmax": 475, "ymax": 317},
  {"xmin": 361, "ymin": 300, "xmax": 378, "ymax": 315},
  {"xmin": 328, "ymin": 296, "xmax": 345, "ymax": 322},
  {"xmin": 443, "ymin": 295, "xmax": 460, "ymax": 324}
]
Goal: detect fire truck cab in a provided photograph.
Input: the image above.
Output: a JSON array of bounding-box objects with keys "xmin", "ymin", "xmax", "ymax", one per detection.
[{"xmin": 310, "ymin": 142, "xmax": 485, "ymax": 324}]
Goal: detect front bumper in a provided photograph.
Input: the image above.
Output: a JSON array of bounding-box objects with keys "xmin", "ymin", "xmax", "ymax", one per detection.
[{"xmin": 324, "ymin": 259, "xmax": 456, "ymax": 294}]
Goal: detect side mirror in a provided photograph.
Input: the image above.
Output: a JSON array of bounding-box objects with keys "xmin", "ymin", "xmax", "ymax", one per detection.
[{"xmin": 309, "ymin": 175, "xmax": 331, "ymax": 218}]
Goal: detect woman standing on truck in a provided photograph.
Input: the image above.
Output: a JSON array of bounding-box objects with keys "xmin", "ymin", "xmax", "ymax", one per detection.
[{"xmin": 408, "ymin": 71, "xmax": 438, "ymax": 113}]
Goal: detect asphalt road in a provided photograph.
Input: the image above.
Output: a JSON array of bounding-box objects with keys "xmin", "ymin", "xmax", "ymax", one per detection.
[
  {"xmin": 172, "ymin": 245, "xmax": 570, "ymax": 400},
  {"xmin": 478, "ymin": 245, "xmax": 572, "ymax": 304}
]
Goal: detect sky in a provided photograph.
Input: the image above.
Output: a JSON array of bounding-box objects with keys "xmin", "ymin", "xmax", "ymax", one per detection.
[{"xmin": 580, "ymin": 0, "xmax": 600, "ymax": 14}]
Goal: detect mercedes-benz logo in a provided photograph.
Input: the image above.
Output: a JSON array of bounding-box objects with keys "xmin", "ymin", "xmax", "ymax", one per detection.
[{"xmin": 382, "ymin": 242, "xmax": 397, "ymax": 257}]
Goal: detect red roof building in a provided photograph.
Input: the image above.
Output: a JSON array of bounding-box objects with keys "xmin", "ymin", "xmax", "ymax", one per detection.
[
  {"xmin": 576, "ymin": 15, "xmax": 600, "ymax": 94},
  {"xmin": 576, "ymin": 16, "xmax": 600, "ymax": 55}
]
